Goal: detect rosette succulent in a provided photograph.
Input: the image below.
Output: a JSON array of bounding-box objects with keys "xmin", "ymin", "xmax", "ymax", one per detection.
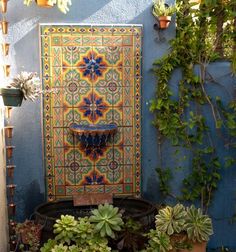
[
  {"xmin": 10, "ymin": 71, "xmax": 41, "ymax": 101},
  {"xmin": 185, "ymin": 205, "xmax": 213, "ymax": 242},
  {"xmin": 155, "ymin": 204, "xmax": 187, "ymax": 235},
  {"xmin": 90, "ymin": 203, "xmax": 124, "ymax": 238},
  {"xmin": 145, "ymin": 229, "xmax": 172, "ymax": 252}
]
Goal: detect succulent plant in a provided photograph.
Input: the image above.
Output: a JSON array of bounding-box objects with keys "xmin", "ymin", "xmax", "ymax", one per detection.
[
  {"xmin": 155, "ymin": 204, "xmax": 187, "ymax": 235},
  {"xmin": 90, "ymin": 203, "xmax": 124, "ymax": 238},
  {"xmin": 9, "ymin": 71, "xmax": 41, "ymax": 101},
  {"xmin": 54, "ymin": 215, "xmax": 78, "ymax": 245},
  {"xmin": 145, "ymin": 229, "xmax": 172, "ymax": 252},
  {"xmin": 185, "ymin": 205, "xmax": 213, "ymax": 242}
]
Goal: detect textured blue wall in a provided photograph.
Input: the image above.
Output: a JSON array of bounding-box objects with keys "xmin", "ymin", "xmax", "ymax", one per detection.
[{"xmin": 7, "ymin": 0, "xmax": 236, "ymax": 249}]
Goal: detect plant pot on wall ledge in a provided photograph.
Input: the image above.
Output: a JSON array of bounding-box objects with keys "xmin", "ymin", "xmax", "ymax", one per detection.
[
  {"xmin": 158, "ymin": 16, "xmax": 172, "ymax": 29},
  {"xmin": 0, "ymin": 88, "xmax": 24, "ymax": 107},
  {"xmin": 35, "ymin": 0, "xmax": 54, "ymax": 7}
]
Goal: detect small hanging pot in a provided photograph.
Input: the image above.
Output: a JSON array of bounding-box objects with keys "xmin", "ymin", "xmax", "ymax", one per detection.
[
  {"xmin": 9, "ymin": 239, "xmax": 17, "ymax": 251},
  {"xmin": 5, "ymin": 126, "xmax": 14, "ymax": 138},
  {"xmin": 7, "ymin": 165, "xmax": 16, "ymax": 178},
  {"xmin": 1, "ymin": 43, "xmax": 10, "ymax": 56},
  {"xmin": 1, "ymin": 0, "xmax": 8, "ymax": 13},
  {"xmin": 8, "ymin": 203, "xmax": 16, "ymax": 216},
  {"xmin": 5, "ymin": 106, "xmax": 13, "ymax": 118},
  {"xmin": 35, "ymin": 0, "xmax": 54, "ymax": 8},
  {"xmin": 2, "ymin": 64, "xmax": 10, "ymax": 77},
  {"xmin": 6, "ymin": 145, "xmax": 15, "ymax": 159},
  {"xmin": 7, "ymin": 184, "xmax": 16, "ymax": 197},
  {"xmin": 158, "ymin": 16, "xmax": 172, "ymax": 29},
  {"xmin": 0, "ymin": 88, "xmax": 24, "ymax": 107},
  {"xmin": 1, "ymin": 20, "xmax": 8, "ymax": 34},
  {"xmin": 9, "ymin": 220, "xmax": 17, "ymax": 235}
]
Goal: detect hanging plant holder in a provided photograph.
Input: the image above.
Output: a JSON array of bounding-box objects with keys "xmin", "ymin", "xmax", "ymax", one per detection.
[
  {"xmin": 0, "ymin": 88, "xmax": 24, "ymax": 107},
  {"xmin": 5, "ymin": 126, "xmax": 14, "ymax": 138},
  {"xmin": 8, "ymin": 203, "xmax": 16, "ymax": 216},
  {"xmin": 7, "ymin": 165, "xmax": 16, "ymax": 178},
  {"xmin": 1, "ymin": 43, "xmax": 10, "ymax": 56},
  {"xmin": 1, "ymin": 0, "xmax": 8, "ymax": 13},
  {"xmin": 35, "ymin": 0, "xmax": 54, "ymax": 8},
  {"xmin": 1, "ymin": 20, "xmax": 8, "ymax": 34},
  {"xmin": 7, "ymin": 184, "xmax": 16, "ymax": 197},
  {"xmin": 6, "ymin": 145, "xmax": 15, "ymax": 159}
]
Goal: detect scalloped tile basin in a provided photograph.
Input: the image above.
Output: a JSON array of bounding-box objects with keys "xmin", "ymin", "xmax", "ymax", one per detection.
[{"xmin": 69, "ymin": 123, "xmax": 118, "ymax": 147}]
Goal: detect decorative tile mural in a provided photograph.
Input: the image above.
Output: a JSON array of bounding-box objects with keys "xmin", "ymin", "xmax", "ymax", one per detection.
[{"xmin": 40, "ymin": 24, "xmax": 142, "ymax": 201}]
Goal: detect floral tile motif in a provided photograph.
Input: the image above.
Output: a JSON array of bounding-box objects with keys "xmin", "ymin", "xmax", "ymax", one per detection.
[{"xmin": 41, "ymin": 24, "xmax": 142, "ymax": 201}]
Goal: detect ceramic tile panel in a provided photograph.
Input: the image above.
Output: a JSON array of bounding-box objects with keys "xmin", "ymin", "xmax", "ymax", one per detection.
[{"xmin": 41, "ymin": 24, "xmax": 142, "ymax": 201}]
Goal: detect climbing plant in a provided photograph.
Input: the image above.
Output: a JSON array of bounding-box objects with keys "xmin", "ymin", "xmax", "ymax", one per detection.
[{"xmin": 150, "ymin": 0, "xmax": 236, "ymax": 213}]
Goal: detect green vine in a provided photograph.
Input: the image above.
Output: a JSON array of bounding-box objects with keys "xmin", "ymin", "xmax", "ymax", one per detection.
[{"xmin": 151, "ymin": 0, "xmax": 236, "ymax": 213}]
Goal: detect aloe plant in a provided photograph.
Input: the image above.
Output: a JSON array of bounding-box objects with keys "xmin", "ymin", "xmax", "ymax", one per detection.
[
  {"xmin": 185, "ymin": 205, "xmax": 213, "ymax": 242},
  {"xmin": 155, "ymin": 204, "xmax": 187, "ymax": 235},
  {"xmin": 152, "ymin": 0, "xmax": 177, "ymax": 17},
  {"xmin": 145, "ymin": 229, "xmax": 172, "ymax": 252},
  {"xmin": 90, "ymin": 203, "xmax": 124, "ymax": 238}
]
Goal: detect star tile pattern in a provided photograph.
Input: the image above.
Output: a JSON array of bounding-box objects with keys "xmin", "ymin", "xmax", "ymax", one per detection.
[{"xmin": 40, "ymin": 25, "xmax": 142, "ymax": 201}]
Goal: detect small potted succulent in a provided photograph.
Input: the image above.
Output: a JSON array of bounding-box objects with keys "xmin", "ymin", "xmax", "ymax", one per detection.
[
  {"xmin": 145, "ymin": 204, "xmax": 213, "ymax": 252},
  {"xmin": 152, "ymin": 0, "xmax": 177, "ymax": 29},
  {"xmin": 23, "ymin": 0, "xmax": 72, "ymax": 14},
  {"xmin": 0, "ymin": 71, "xmax": 41, "ymax": 107},
  {"xmin": 15, "ymin": 220, "xmax": 42, "ymax": 252}
]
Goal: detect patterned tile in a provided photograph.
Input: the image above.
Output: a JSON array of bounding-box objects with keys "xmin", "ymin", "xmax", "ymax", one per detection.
[{"xmin": 41, "ymin": 24, "xmax": 142, "ymax": 200}]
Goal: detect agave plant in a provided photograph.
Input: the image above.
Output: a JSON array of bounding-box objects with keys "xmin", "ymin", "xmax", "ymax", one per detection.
[
  {"xmin": 145, "ymin": 229, "xmax": 172, "ymax": 252},
  {"xmin": 155, "ymin": 204, "xmax": 187, "ymax": 235},
  {"xmin": 185, "ymin": 205, "xmax": 213, "ymax": 243},
  {"xmin": 9, "ymin": 71, "xmax": 41, "ymax": 101},
  {"xmin": 89, "ymin": 203, "xmax": 124, "ymax": 238}
]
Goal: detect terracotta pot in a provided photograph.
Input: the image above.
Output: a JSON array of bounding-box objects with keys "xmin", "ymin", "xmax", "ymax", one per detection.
[
  {"xmin": 7, "ymin": 184, "xmax": 16, "ymax": 197},
  {"xmin": 9, "ymin": 239, "xmax": 17, "ymax": 250},
  {"xmin": 7, "ymin": 165, "xmax": 16, "ymax": 178},
  {"xmin": 158, "ymin": 16, "xmax": 172, "ymax": 29},
  {"xmin": 1, "ymin": 43, "xmax": 10, "ymax": 56},
  {"xmin": 6, "ymin": 145, "xmax": 15, "ymax": 159},
  {"xmin": 9, "ymin": 220, "xmax": 17, "ymax": 235},
  {"xmin": 179, "ymin": 241, "xmax": 207, "ymax": 252},
  {"xmin": 1, "ymin": 0, "xmax": 8, "ymax": 13},
  {"xmin": 36, "ymin": 0, "xmax": 54, "ymax": 7},
  {"xmin": 1, "ymin": 20, "xmax": 8, "ymax": 34},
  {"xmin": 8, "ymin": 203, "xmax": 16, "ymax": 216},
  {"xmin": 5, "ymin": 126, "xmax": 14, "ymax": 138},
  {"xmin": 3, "ymin": 64, "xmax": 10, "ymax": 77},
  {"xmin": 5, "ymin": 106, "xmax": 13, "ymax": 118}
]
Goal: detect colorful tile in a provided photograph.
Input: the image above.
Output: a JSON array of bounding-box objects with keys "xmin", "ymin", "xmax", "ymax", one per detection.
[{"xmin": 41, "ymin": 24, "xmax": 142, "ymax": 201}]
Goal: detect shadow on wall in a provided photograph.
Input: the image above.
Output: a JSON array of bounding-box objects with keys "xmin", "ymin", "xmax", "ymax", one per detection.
[{"xmin": 15, "ymin": 180, "xmax": 44, "ymax": 222}]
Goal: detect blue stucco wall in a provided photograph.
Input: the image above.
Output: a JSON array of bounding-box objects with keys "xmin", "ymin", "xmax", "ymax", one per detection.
[{"xmin": 6, "ymin": 0, "xmax": 236, "ymax": 249}]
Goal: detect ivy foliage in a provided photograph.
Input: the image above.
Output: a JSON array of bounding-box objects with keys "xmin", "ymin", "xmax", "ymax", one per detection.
[{"xmin": 151, "ymin": 0, "xmax": 236, "ymax": 212}]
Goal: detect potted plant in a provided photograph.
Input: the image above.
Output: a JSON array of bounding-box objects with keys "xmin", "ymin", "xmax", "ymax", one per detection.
[
  {"xmin": 23, "ymin": 0, "xmax": 72, "ymax": 14},
  {"xmin": 0, "ymin": 71, "xmax": 41, "ymax": 107},
  {"xmin": 152, "ymin": 0, "xmax": 177, "ymax": 29},
  {"xmin": 41, "ymin": 204, "xmax": 124, "ymax": 251},
  {"xmin": 145, "ymin": 204, "xmax": 213, "ymax": 252},
  {"xmin": 15, "ymin": 220, "xmax": 42, "ymax": 252}
]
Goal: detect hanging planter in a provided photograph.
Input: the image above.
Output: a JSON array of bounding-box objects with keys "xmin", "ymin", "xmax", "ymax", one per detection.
[
  {"xmin": 158, "ymin": 16, "xmax": 172, "ymax": 29},
  {"xmin": 6, "ymin": 145, "xmax": 15, "ymax": 159},
  {"xmin": 7, "ymin": 165, "xmax": 16, "ymax": 178},
  {"xmin": 152, "ymin": 0, "xmax": 177, "ymax": 30},
  {"xmin": 5, "ymin": 126, "xmax": 14, "ymax": 138},
  {"xmin": 1, "ymin": 20, "xmax": 9, "ymax": 34},
  {"xmin": 1, "ymin": 0, "xmax": 8, "ymax": 13},
  {"xmin": 1, "ymin": 43, "xmax": 10, "ymax": 56},
  {"xmin": 0, "ymin": 88, "xmax": 24, "ymax": 107},
  {"xmin": 35, "ymin": 0, "xmax": 54, "ymax": 8}
]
